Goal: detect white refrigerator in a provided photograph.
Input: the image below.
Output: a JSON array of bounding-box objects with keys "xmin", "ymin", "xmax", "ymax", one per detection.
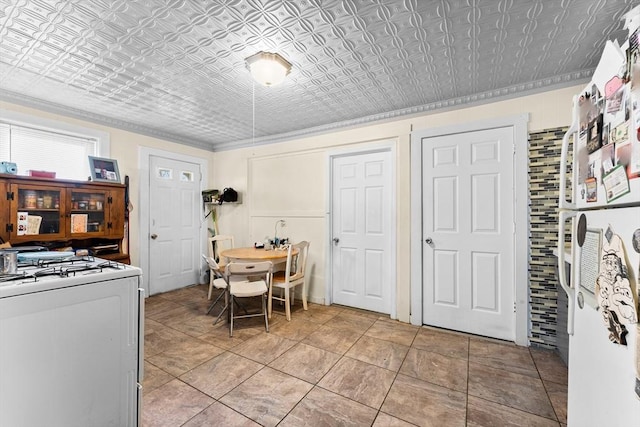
[{"xmin": 558, "ymin": 7, "xmax": 640, "ymax": 426}]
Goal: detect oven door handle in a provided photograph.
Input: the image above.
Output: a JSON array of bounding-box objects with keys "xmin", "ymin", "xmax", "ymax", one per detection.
[{"xmin": 138, "ymin": 286, "xmax": 145, "ymax": 382}]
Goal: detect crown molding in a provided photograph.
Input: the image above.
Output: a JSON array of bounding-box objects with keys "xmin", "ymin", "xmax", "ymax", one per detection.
[
  {"xmin": 214, "ymin": 69, "xmax": 593, "ymax": 151},
  {"xmin": 2, "ymin": 68, "xmax": 592, "ymax": 153},
  {"xmin": 0, "ymin": 90, "xmax": 214, "ymax": 152}
]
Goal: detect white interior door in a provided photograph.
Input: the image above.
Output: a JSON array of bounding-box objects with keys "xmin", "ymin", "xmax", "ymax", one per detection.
[
  {"xmin": 422, "ymin": 127, "xmax": 515, "ymax": 341},
  {"xmin": 331, "ymin": 150, "xmax": 393, "ymax": 314},
  {"xmin": 149, "ymin": 155, "xmax": 200, "ymax": 295}
]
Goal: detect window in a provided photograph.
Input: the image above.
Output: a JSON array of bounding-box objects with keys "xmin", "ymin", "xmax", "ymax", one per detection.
[{"xmin": 0, "ymin": 109, "xmax": 110, "ymax": 181}]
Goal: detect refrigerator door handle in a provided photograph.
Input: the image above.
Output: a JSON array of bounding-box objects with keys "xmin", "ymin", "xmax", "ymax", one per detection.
[
  {"xmin": 559, "ymin": 95, "xmax": 579, "ymax": 211},
  {"xmin": 558, "ymin": 209, "xmax": 576, "ymax": 335}
]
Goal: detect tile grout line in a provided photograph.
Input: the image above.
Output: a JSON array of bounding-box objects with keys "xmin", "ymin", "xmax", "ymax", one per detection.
[
  {"xmin": 465, "ymin": 336, "xmax": 471, "ymax": 425},
  {"xmin": 529, "ymin": 347, "xmax": 564, "ymax": 425},
  {"xmin": 372, "ymin": 342, "xmax": 416, "ymax": 426}
]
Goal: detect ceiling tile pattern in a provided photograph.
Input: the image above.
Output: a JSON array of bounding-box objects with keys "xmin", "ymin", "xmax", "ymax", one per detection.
[{"xmin": 0, "ymin": 0, "xmax": 635, "ymax": 151}]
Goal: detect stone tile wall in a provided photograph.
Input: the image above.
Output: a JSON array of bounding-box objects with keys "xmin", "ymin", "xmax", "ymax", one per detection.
[{"xmin": 528, "ymin": 127, "xmax": 569, "ymax": 348}]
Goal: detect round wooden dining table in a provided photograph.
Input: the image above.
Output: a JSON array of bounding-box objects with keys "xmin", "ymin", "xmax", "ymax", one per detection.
[{"xmin": 219, "ymin": 246, "xmax": 297, "ymax": 264}]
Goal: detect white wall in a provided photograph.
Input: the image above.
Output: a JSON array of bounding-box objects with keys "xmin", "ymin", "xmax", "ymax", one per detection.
[
  {"xmin": 2, "ymin": 83, "xmax": 581, "ymax": 323},
  {"xmin": 212, "ymin": 84, "xmax": 582, "ymax": 323}
]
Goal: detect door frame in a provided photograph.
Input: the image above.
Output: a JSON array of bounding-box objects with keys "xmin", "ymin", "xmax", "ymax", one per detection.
[
  {"xmin": 410, "ymin": 114, "xmax": 529, "ymax": 345},
  {"xmin": 325, "ymin": 140, "xmax": 397, "ymax": 319},
  {"xmin": 138, "ymin": 146, "xmax": 209, "ymax": 296}
]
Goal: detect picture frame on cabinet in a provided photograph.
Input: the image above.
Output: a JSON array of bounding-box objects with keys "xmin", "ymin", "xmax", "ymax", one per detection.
[{"xmin": 88, "ymin": 156, "xmax": 121, "ymax": 183}]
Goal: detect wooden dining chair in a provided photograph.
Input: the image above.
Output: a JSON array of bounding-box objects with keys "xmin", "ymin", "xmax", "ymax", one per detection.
[
  {"xmin": 227, "ymin": 261, "xmax": 273, "ymax": 337},
  {"xmin": 207, "ymin": 235, "xmax": 234, "ymax": 300},
  {"xmin": 268, "ymin": 241, "xmax": 310, "ymax": 321}
]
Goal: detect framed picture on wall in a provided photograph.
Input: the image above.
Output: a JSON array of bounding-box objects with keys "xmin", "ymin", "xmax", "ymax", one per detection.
[{"xmin": 88, "ymin": 156, "xmax": 121, "ymax": 183}]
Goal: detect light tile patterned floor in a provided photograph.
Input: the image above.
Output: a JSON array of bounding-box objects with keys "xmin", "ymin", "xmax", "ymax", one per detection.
[{"xmin": 142, "ymin": 284, "xmax": 568, "ymax": 427}]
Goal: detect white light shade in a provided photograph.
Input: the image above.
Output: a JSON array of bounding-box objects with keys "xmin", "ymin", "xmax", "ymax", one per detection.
[{"xmin": 245, "ymin": 51, "xmax": 292, "ymax": 86}]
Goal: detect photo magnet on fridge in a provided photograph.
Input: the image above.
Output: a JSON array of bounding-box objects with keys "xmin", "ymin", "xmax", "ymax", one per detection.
[
  {"xmin": 603, "ymin": 164, "xmax": 631, "ymax": 202},
  {"xmin": 586, "ymin": 177, "xmax": 598, "ymax": 202},
  {"xmin": 586, "ymin": 112, "xmax": 604, "ymax": 154}
]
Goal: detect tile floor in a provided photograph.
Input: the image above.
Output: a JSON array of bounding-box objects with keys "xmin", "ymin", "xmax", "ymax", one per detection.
[{"xmin": 142, "ymin": 284, "xmax": 568, "ymax": 427}]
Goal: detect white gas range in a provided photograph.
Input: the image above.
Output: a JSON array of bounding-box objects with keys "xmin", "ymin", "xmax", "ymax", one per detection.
[
  {"xmin": 1, "ymin": 254, "xmax": 132, "ymax": 292},
  {"xmin": 0, "ymin": 254, "xmax": 144, "ymax": 427}
]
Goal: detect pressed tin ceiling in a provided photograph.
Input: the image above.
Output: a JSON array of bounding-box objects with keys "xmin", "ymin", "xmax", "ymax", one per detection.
[{"xmin": 0, "ymin": 1, "xmax": 636, "ymax": 152}]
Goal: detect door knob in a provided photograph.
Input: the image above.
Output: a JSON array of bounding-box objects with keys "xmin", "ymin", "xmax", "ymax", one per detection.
[
  {"xmin": 151, "ymin": 233, "xmax": 158, "ymax": 240},
  {"xmin": 425, "ymin": 238, "xmax": 433, "ymax": 245},
  {"xmin": 333, "ymin": 237, "xmax": 339, "ymax": 244}
]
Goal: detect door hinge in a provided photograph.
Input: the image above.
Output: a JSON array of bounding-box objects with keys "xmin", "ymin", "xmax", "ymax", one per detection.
[
  {"xmin": 6, "ymin": 224, "xmax": 13, "ymax": 233},
  {"xmin": 6, "ymin": 191, "xmax": 14, "ymax": 201},
  {"xmin": 514, "ymin": 302, "xmax": 517, "ymax": 313}
]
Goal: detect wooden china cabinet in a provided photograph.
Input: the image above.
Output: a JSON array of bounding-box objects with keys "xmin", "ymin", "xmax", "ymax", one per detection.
[{"xmin": 0, "ymin": 174, "xmax": 129, "ymax": 263}]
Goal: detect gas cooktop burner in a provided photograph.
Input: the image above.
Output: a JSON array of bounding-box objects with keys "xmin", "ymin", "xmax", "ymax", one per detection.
[
  {"xmin": 19, "ymin": 255, "xmax": 97, "ymax": 268},
  {"xmin": 0, "ymin": 258, "xmax": 127, "ymax": 284},
  {"xmin": 0, "ymin": 271, "xmax": 35, "ymax": 284}
]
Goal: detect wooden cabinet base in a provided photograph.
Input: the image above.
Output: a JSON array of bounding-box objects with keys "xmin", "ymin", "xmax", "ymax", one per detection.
[
  {"xmin": 1, "ymin": 174, "xmax": 130, "ymax": 265},
  {"xmin": 100, "ymin": 252, "xmax": 130, "ymax": 264}
]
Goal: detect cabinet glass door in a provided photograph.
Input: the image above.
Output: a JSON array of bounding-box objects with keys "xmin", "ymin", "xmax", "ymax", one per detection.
[
  {"xmin": 69, "ymin": 190, "xmax": 107, "ymax": 235},
  {"xmin": 16, "ymin": 187, "xmax": 63, "ymax": 236}
]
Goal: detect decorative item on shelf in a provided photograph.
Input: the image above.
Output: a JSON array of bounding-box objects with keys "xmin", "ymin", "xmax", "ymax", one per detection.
[
  {"xmin": 90, "ymin": 243, "xmax": 119, "ymax": 255},
  {"xmin": 88, "ymin": 156, "xmax": 120, "ymax": 183},
  {"xmin": 17, "ymin": 212, "xmax": 27, "ymax": 236},
  {"xmin": 0, "ymin": 161, "xmax": 17, "ymax": 174},
  {"xmin": 201, "ymin": 189, "xmax": 219, "ymax": 203},
  {"xmin": 27, "ymin": 170, "xmax": 55, "ymax": 178},
  {"xmin": 216, "ymin": 187, "xmax": 238, "ymax": 204},
  {"xmin": 24, "ymin": 191, "xmax": 37, "ymax": 209},
  {"xmin": 26, "ymin": 215, "xmax": 42, "ymax": 235},
  {"xmin": 71, "ymin": 214, "xmax": 88, "ymax": 233}
]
